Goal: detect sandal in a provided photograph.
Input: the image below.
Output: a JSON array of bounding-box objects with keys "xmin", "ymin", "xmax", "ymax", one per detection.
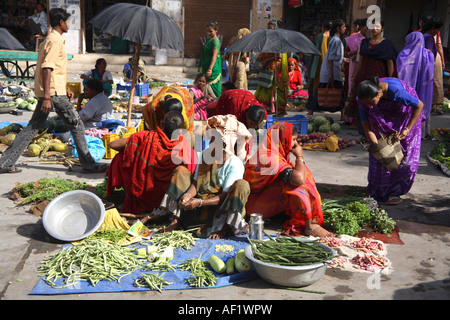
[
  {"xmin": 385, "ymin": 196, "xmax": 402, "ymax": 205},
  {"xmin": 0, "ymin": 166, "xmax": 22, "ymax": 174},
  {"xmin": 81, "ymin": 163, "xmax": 109, "ymax": 174}
]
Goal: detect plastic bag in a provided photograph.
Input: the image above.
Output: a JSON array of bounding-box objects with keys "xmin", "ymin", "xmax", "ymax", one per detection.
[{"xmin": 71, "ymin": 134, "xmax": 106, "ymax": 162}]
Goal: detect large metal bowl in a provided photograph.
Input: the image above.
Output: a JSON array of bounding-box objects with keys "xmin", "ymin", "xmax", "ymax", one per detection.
[
  {"xmin": 244, "ymin": 239, "xmax": 336, "ymax": 287},
  {"xmin": 42, "ymin": 190, "xmax": 105, "ymax": 242}
]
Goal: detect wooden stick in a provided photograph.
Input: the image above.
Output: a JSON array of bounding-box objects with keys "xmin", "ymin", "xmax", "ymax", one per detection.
[{"xmin": 127, "ymin": 43, "xmax": 142, "ymax": 127}]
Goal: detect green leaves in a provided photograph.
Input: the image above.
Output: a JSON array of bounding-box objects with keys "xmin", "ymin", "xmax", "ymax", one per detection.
[{"xmin": 323, "ymin": 198, "xmax": 396, "ymax": 236}]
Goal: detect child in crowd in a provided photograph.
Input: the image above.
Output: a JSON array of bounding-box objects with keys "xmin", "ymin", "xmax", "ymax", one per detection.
[
  {"xmin": 288, "ymin": 58, "xmax": 308, "ymax": 99},
  {"xmin": 189, "ymin": 73, "xmax": 215, "ymax": 120}
]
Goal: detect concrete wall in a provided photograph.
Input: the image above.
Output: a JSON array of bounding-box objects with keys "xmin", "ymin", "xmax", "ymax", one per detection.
[{"xmin": 251, "ymin": 0, "xmax": 284, "ymax": 31}]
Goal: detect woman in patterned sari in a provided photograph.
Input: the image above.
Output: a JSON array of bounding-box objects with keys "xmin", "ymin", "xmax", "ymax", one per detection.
[
  {"xmin": 244, "ymin": 122, "xmax": 330, "ymax": 237},
  {"xmin": 106, "ymin": 111, "xmax": 197, "ymax": 215},
  {"xmin": 158, "ymin": 116, "xmax": 252, "ymax": 239},
  {"xmin": 143, "ymin": 84, "xmax": 195, "ymax": 146},
  {"xmin": 356, "ymin": 77, "xmax": 424, "ymax": 205}
]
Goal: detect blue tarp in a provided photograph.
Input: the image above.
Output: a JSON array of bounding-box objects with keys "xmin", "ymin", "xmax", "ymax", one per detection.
[{"xmin": 29, "ymin": 237, "xmax": 259, "ymax": 295}]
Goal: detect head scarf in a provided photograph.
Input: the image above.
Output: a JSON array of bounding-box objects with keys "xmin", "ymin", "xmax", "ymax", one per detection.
[
  {"xmin": 396, "ymin": 31, "xmax": 434, "ymax": 119},
  {"xmin": 288, "ymin": 57, "xmax": 300, "ymax": 72},
  {"xmin": 212, "ymin": 89, "xmax": 266, "ymax": 125},
  {"xmin": 244, "ymin": 122, "xmax": 293, "ymax": 191},
  {"xmin": 206, "ymin": 114, "xmax": 252, "ymax": 162}
]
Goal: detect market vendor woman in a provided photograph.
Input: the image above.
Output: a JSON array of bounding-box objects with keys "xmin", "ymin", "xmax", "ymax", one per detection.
[
  {"xmin": 157, "ymin": 116, "xmax": 252, "ymax": 239},
  {"xmin": 244, "ymin": 122, "xmax": 331, "ymax": 237},
  {"xmin": 356, "ymin": 76, "xmax": 424, "ymax": 205}
]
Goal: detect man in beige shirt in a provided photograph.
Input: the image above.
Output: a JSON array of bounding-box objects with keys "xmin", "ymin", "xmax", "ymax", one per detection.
[{"xmin": 0, "ymin": 8, "xmax": 107, "ymax": 174}]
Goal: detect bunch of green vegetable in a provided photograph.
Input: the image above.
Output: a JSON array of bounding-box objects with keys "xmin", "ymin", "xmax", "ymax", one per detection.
[
  {"xmin": 248, "ymin": 236, "xmax": 334, "ymax": 266},
  {"xmin": 86, "ymin": 228, "xmax": 129, "ymax": 244},
  {"xmin": 148, "ymin": 230, "xmax": 197, "ymax": 251},
  {"xmin": 322, "ymin": 197, "xmax": 396, "ymax": 236},
  {"xmin": 178, "ymin": 255, "xmax": 217, "ymax": 287},
  {"xmin": 14, "ymin": 177, "xmax": 87, "ymax": 204},
  {"xmin": 134, "ymin": 273, "xmax": 172, "ymax": 292},
  {"xmin": 38, "ymin": 239, "xmax": 146, "ymax": 288},
  {"xmin": 429, "ymin": 142, "xmax": 450, "ymax": 168}
]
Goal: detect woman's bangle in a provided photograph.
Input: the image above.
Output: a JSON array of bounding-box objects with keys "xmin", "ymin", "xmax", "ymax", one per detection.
[
  {"xmin": 296, "ymin": 156, "xmax": 305, "ymax": 164},
  {"xmin": 199, "ymin": 199, "xmax": 203, "ymax": 207}
]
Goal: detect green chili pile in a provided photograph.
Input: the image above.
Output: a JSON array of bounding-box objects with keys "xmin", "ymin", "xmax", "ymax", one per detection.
[
  {"xmin": 38, "ymin": 239, "xmax": 146, "ymax": 288},
  {"xmin": 248, "ymin": 236, "xmax": 334, "ymax": 266}
]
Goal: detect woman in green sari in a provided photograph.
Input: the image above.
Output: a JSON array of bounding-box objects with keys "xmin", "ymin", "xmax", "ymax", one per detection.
[
  {"xmin": 198, "ymin": 21, "xmax": 222, "ymax": 99},
  {"xmin": 254, "ymin": 52, "xmax": 289, "ymax": 116}
]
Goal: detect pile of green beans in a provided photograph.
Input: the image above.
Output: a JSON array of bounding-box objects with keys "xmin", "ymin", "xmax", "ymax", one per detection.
[
  {"xmin": 134, "ymin": 273, "xmax": 172, "ymax": 292},
  {"xmin": 149, "ymin": 230, "xmax": 197, "ymax": 250},
  {"xmin": 38, "ymin": 239, "xmax": 146, "ymax": 288},
  {"xmin": 86, "ymin": 229, "xmax": 129, "ymax": 244},
  {"xmin": 248, "ymin": 236, "xmax": 334, "ymax": 266},
  {"xmin": 144, "ymin": 260, "xmax": 176, "ymax": 272},
  {"xmin": 178, "ymin": 255, "xmax": 217, "ymax": 287}
]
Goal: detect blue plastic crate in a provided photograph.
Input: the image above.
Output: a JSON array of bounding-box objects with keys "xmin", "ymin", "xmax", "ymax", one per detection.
[
  {"xmin": 264, "ymin": 114, "xmax": 308, "ymax": 135},
  {"xmin": 116, "ymin": 82, "xmax": 150, "ymax": 97}
]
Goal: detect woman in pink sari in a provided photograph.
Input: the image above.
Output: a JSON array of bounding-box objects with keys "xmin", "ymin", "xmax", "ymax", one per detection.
[{"xmin": 345, "ymin": 19, "xmax": 368, "ymax": 97}]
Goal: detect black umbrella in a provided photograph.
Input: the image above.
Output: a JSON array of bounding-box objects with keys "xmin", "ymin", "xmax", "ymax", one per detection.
[
  {"xmin": 227, "ymin": 29, "xmax": 321, "ymax": 119},
  {"xmin": 226, "ymin": 29, "xmax": 320, "ymax": 55},
  {"xmin": 0, "ymin": 28, "xmax": 26, "ymax": 50},
  {"xmin": 90, "ymin": 2, "xmax": 184, "ymax": 126}
]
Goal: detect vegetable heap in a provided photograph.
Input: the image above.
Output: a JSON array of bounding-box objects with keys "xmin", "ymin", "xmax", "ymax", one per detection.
[
  {"xmin": 38, "ymin": 239, "xmax": 146, "ymax": 288},
  {"xmin": 13, "ymin": 177, "xmax": 87, "ymax": 204},
  {"xmin": 134, "ymin": 273, "xmax": 172, "ymax": 292},
  {"xmin": 322, "ymin": 197, "xmax": 396, "ymax": 236},
  {"xmin": 248, "ymin": 236, "xmax": 334, "ymax": 266},
  {"xmin": 429, "ymin": 142, "xmax": 450, "ymax": 169},
  {"xmin": 179, "ymin": 255, "xmax": 217, "ymax": 287}
]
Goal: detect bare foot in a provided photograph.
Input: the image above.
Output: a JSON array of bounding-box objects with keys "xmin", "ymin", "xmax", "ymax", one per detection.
[
  {"xmin": 158, "ymin": 219, "xmax": 180, "ymax": 233},
  {"xmin": 208, "ymin": 225, "xmax": 229, "ymax": 239},
  {"xmin": 305, "ymin": 224, "xmax": 333, "ymax": 238}
]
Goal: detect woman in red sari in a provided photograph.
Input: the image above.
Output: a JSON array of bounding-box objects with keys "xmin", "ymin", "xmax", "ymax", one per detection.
[
  {"xmin": 287, "ymin": 57, "xmax": 308, "ymax": 99},
  {"xmin": 106, "ymin": 111, "xmax": 197, "ymax": 215},
  {"xmin": 244, "ymin": 122, "xmax": 331, "ymax": 237},
  {"xmin": 209, "ymin": 89, "xmax": 267, "ymax": 129}
]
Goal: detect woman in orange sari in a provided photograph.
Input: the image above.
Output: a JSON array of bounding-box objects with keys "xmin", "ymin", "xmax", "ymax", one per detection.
[
  {"xmin": 143, "ymin": 84, "xmax": 195, "ymax": 146},
  {"xmin": 106, "ymin": 111, "xmax": 197, "ymax": 215},
  {"xmin": 244, "ymin": 122, "xmax": 331, "ymax": 237}
]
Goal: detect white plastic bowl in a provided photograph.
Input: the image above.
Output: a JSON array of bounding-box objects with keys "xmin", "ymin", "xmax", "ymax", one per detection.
[
  {"xmin": 244, "ymin": 239, "xmax": 336, "ymax": 287},
  {"xmin": 42, "ymin": 190, "xmax": 105, "ymax": 242}
]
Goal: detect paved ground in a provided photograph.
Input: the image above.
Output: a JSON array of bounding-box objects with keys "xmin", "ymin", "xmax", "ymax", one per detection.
[{"xmin": 0, "ymin": 91, "xmax": 449, "ymax": 301}]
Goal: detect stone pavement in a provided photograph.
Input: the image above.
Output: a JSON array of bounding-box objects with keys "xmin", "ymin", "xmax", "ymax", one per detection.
[{"xmin": 0, "ymin": 99, "xmax": 449, "ymax": 301}]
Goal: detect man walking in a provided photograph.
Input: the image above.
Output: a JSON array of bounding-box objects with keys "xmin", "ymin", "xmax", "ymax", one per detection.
[{"xmin": 0, "ymin": 8, "xmax": 107, "ymax": 174}]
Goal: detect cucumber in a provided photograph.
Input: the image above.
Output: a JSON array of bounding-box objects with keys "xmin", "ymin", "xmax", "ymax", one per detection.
[
  {"xmin": 209, "ymin": 255, "xmax": 226, "ymax": 273},
  {"xmin": 235, "ymin": 249, "xmax": 252, "ymax": 272},
  {"xmin": 226, "ymin": 257, "xmax": 235, "ymax": 274}
]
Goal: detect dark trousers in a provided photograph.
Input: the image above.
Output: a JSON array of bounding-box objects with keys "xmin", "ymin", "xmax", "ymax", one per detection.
[{"xmin": 0, "ymin": 96, "xmax": 96, "ymax": 171}]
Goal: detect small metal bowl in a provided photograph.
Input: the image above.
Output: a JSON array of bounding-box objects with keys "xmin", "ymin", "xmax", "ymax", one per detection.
[
  {"xmin": 244, "ymin": 239, "xmax": 336, "ymax": 287},
  {"xmin": 42, "ymin": 190, "xmax": 105, "ymax": 242}
]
